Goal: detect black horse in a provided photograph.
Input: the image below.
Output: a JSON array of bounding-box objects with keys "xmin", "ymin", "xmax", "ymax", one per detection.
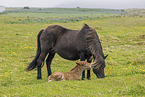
[{"xmin": 26, "ymin": 24, "xmax": 108, "ymax": 79}]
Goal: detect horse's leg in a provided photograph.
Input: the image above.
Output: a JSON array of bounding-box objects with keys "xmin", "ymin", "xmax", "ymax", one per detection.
[
  {"xmin": 37, "ymin": 66, "xmax": 42, "ymax": 79},
  {"xmin": 46, "ymin": 53, "xmax": 55, "ymax": 77},
  {"xmin": 80, "ymin": 53, "xmax": 86, "ymax": 80},
  {"xmin": 87, "ymin": 59, "xmax": 92, "ymax": 80},
  {"xmin": 37, "ymin": 50, "xmax": 48, "ymax": 79}
]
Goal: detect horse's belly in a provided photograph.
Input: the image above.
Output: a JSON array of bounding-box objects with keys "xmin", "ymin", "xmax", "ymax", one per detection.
[{"xmin": 57, "ymin": 50, "xmax": 80, "ymax": 60}]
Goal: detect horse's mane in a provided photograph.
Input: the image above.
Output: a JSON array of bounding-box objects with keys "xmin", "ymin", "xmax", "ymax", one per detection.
[{"xmin": 85, "ymin": 24, "xmax": 105, "ymax": 69}]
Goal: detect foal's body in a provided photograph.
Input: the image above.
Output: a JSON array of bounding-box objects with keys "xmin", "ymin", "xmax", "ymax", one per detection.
[{"xmin": 48, "ymin": 61, "xmax": 92, "ymax": 81}]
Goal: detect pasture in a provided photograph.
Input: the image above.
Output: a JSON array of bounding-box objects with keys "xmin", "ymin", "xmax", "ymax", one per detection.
[{"xmin": 0, "ymin": 8, "xmax": 145, "ymax": 96}]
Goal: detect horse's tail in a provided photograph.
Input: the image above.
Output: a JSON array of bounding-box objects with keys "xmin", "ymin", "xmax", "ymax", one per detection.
[{"xmin": 26, "ymin": 29, "xmax": 44, "ymax": 71}]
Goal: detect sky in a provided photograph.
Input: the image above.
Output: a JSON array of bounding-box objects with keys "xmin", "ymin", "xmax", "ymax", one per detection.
[{"xmin": 0, "ymin": 0, "xmax": 145, "ymax": 9}]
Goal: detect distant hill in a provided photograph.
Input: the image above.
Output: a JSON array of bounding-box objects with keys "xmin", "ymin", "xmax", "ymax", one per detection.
[{"xmin": 0, "ymin": 5, "xmax": 5, "ymax": 12}]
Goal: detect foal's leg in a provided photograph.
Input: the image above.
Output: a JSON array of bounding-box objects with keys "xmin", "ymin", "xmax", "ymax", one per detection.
[
  {"xmin": 87, "ymin": 59, "xmax": 92, "ymax": 80},
  {"xmin": 46, "ymin": 53, "xmax": 55, "ymax": 76},
  {"xmin": 80, "ymin": 53, "xmax": 86, "ymax": 80}
]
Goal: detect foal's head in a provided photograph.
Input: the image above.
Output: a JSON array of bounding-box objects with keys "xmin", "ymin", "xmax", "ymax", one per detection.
[{"xmin": 76, "ymin": 61, "xmax": 92, "ymax": 70}]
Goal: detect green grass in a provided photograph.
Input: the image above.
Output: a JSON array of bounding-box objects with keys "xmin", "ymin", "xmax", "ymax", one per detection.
[{"xmin": 0, "ymin": 8, "xmax": 145, "ymax": 97}]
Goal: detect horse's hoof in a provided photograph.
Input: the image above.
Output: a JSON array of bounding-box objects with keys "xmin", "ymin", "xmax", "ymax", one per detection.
[
  {"xmin": 82, "ymin": 78, "xmax": 85, "ymax": 80},
  {"xmin": 37, "ymin": 76, "xmax": 42, "ymax": 79},
  {"xmin": 87, "ymin": 77, "xmax": 91, "ymax": 80}
]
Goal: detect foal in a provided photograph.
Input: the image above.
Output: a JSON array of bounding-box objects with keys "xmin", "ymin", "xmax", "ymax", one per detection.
[{"xmin": 48, "ymin": 61, "xmax": 92, "ymax": 82}]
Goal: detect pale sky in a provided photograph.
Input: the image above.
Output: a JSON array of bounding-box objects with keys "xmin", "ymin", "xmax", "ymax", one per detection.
[{"xmin": 0, "ymin": 0, "xmax": 145, "ymax": 9}]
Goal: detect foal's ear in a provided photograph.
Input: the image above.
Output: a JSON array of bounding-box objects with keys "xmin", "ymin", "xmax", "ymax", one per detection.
[{"xmin": 76, "ymin": 61, "xmax": 81, "ymax": 65}]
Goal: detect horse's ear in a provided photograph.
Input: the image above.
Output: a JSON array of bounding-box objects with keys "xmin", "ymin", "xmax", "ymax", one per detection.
[
  {"xmin": 83, "ymin": 23, "xmax": 90, "ymax": 29},
  {"xmin": 104, "ymin": 54, "xmax": 108, "ymax": 59}
]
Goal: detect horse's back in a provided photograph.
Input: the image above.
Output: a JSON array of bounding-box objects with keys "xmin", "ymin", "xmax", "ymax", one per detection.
[{"xmin": 39, "ymin": 24, "xmax": 91, "ymax": 60}]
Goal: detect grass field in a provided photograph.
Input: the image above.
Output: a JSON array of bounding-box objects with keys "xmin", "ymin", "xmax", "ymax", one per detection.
[{"xmin": 0, "ymin": 8, "xmax": 145, "ymax": 97}]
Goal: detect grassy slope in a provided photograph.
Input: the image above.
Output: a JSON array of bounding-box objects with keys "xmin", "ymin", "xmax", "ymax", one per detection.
[{"xmin": 0, "ymin": 11, "xmax": 145, "ymax": 96}]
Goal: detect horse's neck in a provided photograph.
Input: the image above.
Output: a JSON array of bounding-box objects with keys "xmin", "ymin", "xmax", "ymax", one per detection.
[{"xmin": 70, "ymin": 66, "xmax": 84, "ymax": 75}]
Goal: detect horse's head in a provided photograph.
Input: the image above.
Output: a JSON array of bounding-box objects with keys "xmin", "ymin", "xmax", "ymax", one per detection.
[
  {"xmin": 85, "ymin": 25, "xmax": 108, "ymax": 78},
  {"xmin": 91, "ymin": 54, "xmax": 108, "ymax": 78}
]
